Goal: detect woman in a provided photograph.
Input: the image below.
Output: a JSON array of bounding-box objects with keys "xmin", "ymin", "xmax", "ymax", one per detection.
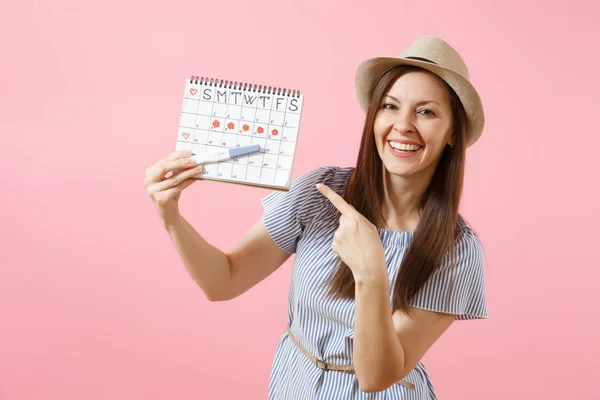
[{"xmin": 144, "ymin": 36, "xmax": 489, "ymax": 399}]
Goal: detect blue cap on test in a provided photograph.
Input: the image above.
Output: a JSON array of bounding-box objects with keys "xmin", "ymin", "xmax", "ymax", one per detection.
[{"xmin": 229, "ymin": 144, "xmax": 260, "ymax": 158}]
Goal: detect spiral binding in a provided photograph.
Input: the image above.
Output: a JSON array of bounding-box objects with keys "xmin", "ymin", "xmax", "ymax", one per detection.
[{"xmin": 189, "ymin": 75, "xmax": 300, "ymax": 98}]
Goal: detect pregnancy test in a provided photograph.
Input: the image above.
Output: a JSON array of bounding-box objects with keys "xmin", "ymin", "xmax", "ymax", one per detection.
[{"xmin": 192, "ymin": 144, "xmax": 260, "ymax": 165}]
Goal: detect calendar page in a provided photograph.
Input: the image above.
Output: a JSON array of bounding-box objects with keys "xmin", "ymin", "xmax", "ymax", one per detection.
[{"xmin": 175, "ymin": 76, "xmax": 304, "ymax": 191}]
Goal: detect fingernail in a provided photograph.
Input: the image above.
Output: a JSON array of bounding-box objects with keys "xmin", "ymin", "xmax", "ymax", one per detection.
[{"xmin": 316, "ymin": 183, "xmax": 322, "ymax": 189}]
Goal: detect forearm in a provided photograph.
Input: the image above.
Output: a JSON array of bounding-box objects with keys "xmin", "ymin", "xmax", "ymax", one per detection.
[
  {"xmin": 353, "ymin": 272, "xmax": 405, "ymax": 392},
  {"xmin": 164, "ymin": 214, "xmax": 232, "ymax": 301}
]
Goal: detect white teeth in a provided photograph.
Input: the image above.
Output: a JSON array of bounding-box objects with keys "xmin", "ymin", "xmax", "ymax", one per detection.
[{"xmin": 389, "ymin": 141, "xmax": 421, "ymax": 151}]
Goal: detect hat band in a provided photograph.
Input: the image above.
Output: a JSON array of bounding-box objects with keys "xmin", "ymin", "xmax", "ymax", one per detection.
[{"xmin": 404, "ymin": 56, "xmax": 437, "ymax": 65}]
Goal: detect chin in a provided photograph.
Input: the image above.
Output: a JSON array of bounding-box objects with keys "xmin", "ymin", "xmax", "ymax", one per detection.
[
  {"xmin": 380, "ymin": 152, "xmax": 420, "ymax": 177},
  {"xmin": 382, "ymin": 160, "xmax": 416, "ymax": 179}
]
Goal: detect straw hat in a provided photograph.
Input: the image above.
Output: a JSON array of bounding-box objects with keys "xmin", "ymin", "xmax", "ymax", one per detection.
[{"xmin": 355, "ymin": 36, "xmax": 485, "ymax": 147}]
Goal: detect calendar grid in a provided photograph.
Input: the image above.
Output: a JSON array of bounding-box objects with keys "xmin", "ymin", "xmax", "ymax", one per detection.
[{"xmin": 176, "ymin": 76, "xmax": 303, "ymax": 191}]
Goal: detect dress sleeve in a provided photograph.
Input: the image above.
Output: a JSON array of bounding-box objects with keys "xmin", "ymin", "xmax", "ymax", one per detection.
[
  {"xmin": 261, "ymin": 166, "xmax": 334, "ymax": 254},
  {"xmin": 408, "ymin": 229, "xmax": 489, "ymax": 320}
]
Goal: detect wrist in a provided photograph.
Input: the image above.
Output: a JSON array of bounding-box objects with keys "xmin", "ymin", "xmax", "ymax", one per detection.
[
  {"xmin": 354, "ymin": 265, "xmax": 388, "ymax": 288},
  {"xmin": 354, "ymin": 272, "xmax": 389, "ymax": 303},
  {"xmin": 162, "ymin": 212, "xmax": 183, "ymax": 233}
]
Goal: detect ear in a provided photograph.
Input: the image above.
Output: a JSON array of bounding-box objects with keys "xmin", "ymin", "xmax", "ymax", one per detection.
[{"xmin": 448, "ymin": 132, "xmax": 456, "ymax": 148}]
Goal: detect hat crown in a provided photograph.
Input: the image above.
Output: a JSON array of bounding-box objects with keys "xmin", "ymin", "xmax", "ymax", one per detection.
[{"xmin": 400, "ymin": 36, "xmax": 470, "ymax": 80}]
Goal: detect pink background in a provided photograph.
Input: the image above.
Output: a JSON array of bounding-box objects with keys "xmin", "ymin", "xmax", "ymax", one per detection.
[{"xmin": 1, "ymin": 0, "xmax": 599, "ymax": 399}]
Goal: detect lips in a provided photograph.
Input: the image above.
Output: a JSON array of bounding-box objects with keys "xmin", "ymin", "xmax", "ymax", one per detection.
[{"xmin": 387, "ymin": 140, "xmax": 423, "ymax": 158}]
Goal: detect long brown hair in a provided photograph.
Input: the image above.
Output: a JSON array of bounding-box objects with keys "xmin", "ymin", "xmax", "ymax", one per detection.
[{"xmin": 326, "ymin": 65, "xmax": 469, "ymax": 314}]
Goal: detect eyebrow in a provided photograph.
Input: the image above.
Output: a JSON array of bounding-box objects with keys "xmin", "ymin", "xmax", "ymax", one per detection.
[{"xmin": 385, "ymin": 95, "xmax": 440, "ymax": 106}]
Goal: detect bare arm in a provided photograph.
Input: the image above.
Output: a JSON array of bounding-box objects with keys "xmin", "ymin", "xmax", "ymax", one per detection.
[
  {"xmin": 144, "ymin": 150, "xmax": 291, "ymax": 302},
  {"xmin": 165, "ymin": 215, "xmax": 291, "ymax": 301},
  {"xmin": 353, "ymin": 272, "xmax": 455, "ymax": 393}
]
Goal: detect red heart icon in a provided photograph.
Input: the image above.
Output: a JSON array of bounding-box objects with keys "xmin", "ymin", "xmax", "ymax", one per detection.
[
  {"xmin": 190, "ymin": 88, "xmax": 198, "ymax": 95},
  {"xmin": 182, "ymin": 132, "xmax": 190, "ymax": 139}
]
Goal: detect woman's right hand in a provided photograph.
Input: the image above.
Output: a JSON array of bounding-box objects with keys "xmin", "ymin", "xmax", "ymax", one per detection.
[{"xmin": 143, "ymin": 150, "xmax": 204, "ymax": 225}]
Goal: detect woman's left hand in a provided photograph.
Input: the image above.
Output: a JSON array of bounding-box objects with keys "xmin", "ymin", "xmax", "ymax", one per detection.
[{"xmin": 316, "ymin": 183, "xmax": 387, "ymax": 281}]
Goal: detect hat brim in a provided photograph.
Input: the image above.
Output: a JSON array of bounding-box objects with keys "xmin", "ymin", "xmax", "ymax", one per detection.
[{"xmin": 355, "ymin": 56, "xmax": 485, "ymax": 147}]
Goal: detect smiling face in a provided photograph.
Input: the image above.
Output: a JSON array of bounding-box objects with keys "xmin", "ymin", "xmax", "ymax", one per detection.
[{"xmin": 373, "ymin": 70, "xmax": 454, "ymax": 181}]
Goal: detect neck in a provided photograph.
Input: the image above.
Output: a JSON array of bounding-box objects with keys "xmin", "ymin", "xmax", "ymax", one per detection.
[{"xmin": 381, "ymin": 168, "xmax": 434, "ymax": 232}]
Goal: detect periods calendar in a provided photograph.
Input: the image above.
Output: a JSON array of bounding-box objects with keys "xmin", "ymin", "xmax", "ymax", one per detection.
[{"xmin": 175, "ymin": 76, "xmax": 304, "ymax": 191}]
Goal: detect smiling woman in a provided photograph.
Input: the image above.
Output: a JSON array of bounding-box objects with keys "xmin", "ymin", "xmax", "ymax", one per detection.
[
  {"xmin": 334, "ymin": 61, "xmax": 474, "ymax": 315},
  {"xmin": 375, "ymin": 74, "xmax": 455, "ymax": 177},
  {"xmin": 144, "ymin": 36, "xmax": 488, "ymax": 399}
]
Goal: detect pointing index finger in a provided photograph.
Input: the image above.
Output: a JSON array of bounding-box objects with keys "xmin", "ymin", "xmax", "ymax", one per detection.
[{"xmin": 316, "ymin": 183, "xmax": 354, "ymax": 215}]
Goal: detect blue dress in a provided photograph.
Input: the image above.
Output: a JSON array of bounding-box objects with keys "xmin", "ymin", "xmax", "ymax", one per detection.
[{"xmin": 261, "ymin": 166, "xmax": 489, "ymax": 399}]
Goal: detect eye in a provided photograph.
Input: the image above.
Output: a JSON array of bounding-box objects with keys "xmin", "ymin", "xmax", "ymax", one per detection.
[
  {"xmin": 382, "ymin": 103, "xmax": 397, "ymax": 110},
  {"xmin": 418, "ymin": 108, "xmax": 436, "ymax": 117}
]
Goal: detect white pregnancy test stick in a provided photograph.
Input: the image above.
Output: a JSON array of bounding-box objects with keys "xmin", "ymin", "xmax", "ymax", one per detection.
[{"xmin": 192, "ymin": 144, "xmax": 260, "ymax": 165}]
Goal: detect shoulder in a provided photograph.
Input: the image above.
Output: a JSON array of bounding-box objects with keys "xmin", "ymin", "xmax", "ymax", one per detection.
[
  {"xmin": 452, "ymin": 215, "xmax": 485, "ymax": 269},
  {"xmin": 410, "ymin": 215, "xmax": 489, "ymax": 319},
  {"xmin": 299, "ymin": 165, "xmax": 353, "ymax": 204},
  {"xmin": 261, "ymin": 165, "xmax": 353, "ymax": 217},
  {"xmin": 279, "ymin": 165, "xmax": 353, "ymax": 204},
  {"xmin": 456, "ymin": 215, "xmax": 483, "ymax": 248},
  {"xmin": 290, "ymin": 165, "xmax": 354, "ymax": 192},
  {"xmin": 260, "ymin": 166, "xmax": 353, "ymax": 253}
]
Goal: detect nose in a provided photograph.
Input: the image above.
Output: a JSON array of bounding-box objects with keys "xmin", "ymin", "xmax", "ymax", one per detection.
[{"xmin": 392, "ymin": 109, "xmax": 416, "ymax": 135}]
